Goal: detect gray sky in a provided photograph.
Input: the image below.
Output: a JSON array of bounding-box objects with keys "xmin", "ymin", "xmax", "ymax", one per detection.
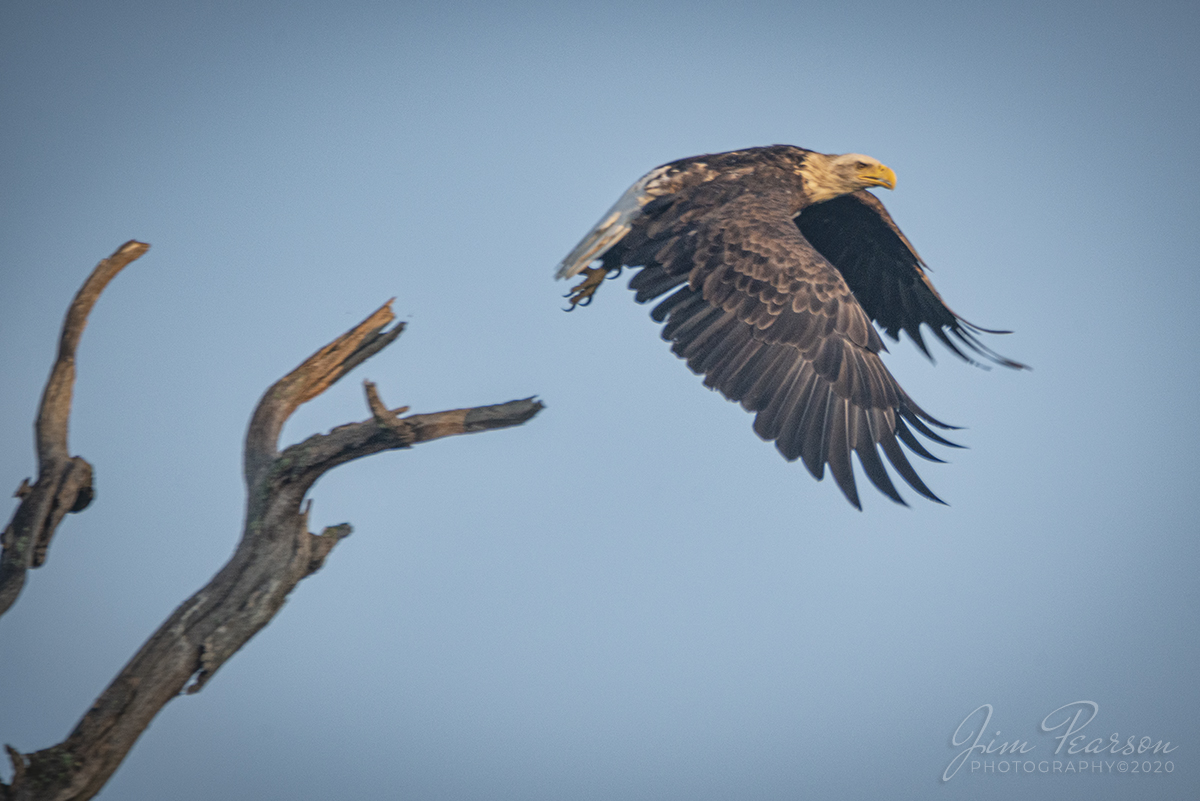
[{"xmin": 2, "ymin": 1, "xmax": 1198, "ymax": 798}]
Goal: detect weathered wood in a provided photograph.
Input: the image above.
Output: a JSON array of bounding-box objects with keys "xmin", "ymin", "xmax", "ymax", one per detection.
[
  {"xmin": 0, "ymin": 241, "xmax": 149, "ymax": 617},
  {"xmin": 1, "ymin": 251, "xmax": 542, "ymax": 801}
]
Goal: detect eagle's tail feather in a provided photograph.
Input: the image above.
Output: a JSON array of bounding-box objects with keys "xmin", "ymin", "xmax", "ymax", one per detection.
[{"xmin": 554, "ymin": 166, "xmax": 673, "ymax": 279}]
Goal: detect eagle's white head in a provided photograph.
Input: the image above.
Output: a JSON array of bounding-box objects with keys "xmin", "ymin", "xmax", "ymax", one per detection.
[{"xmin": 800, "ymin": 152, "xmax": 897, "ymax": 204}]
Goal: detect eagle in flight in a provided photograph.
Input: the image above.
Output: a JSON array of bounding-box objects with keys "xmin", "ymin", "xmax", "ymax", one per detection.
[{"xmin": 555, "ymin": 145, "xmax": 1025, "ymax": 508}]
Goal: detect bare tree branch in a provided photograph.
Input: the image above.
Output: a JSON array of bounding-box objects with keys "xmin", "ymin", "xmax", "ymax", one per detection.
[
  {"xmin": 0, "ymin": 253, "xmax": 543, "ymax": 801},
  {"xmin": 0, "ymin": 241, "xmax": 150, "ymax": 618}
]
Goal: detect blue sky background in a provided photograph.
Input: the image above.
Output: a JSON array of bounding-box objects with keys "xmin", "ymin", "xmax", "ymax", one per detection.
[{"xmin": 2, "ymin": 1, "xmax": 1198, "ymax": 798}]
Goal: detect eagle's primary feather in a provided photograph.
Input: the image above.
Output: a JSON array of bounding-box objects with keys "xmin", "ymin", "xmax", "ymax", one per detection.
[{"xmin": 556, "ymin": 145, "xmax": 1024, "ymax": 508}]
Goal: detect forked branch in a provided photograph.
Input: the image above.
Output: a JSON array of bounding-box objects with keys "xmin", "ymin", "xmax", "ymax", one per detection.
[{"xmin": 0, "ymin": 250, "xmax": 542, "ymax": 801}]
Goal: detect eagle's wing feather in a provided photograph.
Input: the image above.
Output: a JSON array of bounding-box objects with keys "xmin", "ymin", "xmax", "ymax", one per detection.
[
  {"xmin": 796, "ymin": 191, "xmax": 1026, "ymax": 369},
  {"xmin": 620, "ymin": 177, "xmax": 954, "ymax": 508}
]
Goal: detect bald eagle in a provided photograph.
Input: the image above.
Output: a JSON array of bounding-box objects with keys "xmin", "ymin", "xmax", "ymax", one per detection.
[{"xmin": 556, "ymin": 145, "xmax": 1025, "ymax": 508}]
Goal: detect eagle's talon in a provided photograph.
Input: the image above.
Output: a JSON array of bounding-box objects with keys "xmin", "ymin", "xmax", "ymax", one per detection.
[{"xmin": 564, "ymin": 266, "xmax": 610, "ymax": 310}]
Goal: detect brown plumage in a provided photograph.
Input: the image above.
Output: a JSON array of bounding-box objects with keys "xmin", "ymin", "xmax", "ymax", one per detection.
[{"xmin": 556, "ymin": 145, "xmax": 1024, "ymax": 508}]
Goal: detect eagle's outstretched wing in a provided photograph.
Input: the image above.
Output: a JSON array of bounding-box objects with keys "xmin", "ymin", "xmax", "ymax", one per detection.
[
  {"xmin": 616, "ymin": 175, "xmax": 957, "ymax": 508},
  {"xmin": 797, "ymin": 191, "xmax": 1026, "ymax": 369}
]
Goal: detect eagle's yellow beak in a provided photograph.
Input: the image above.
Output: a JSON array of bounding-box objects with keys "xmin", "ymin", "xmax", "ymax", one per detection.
[{"xmin": 859, "ymin": 163, "xmax": 897, "ymax": 190}]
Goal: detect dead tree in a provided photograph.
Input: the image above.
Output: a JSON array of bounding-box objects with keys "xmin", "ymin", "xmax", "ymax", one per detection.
[
  {"xmin": 0, "ymin": 242, "xmax": 543, "ymax": 801},
  {"xmin": 0, "ymin": 242, "xmax": 149, "ymax": 616}
]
